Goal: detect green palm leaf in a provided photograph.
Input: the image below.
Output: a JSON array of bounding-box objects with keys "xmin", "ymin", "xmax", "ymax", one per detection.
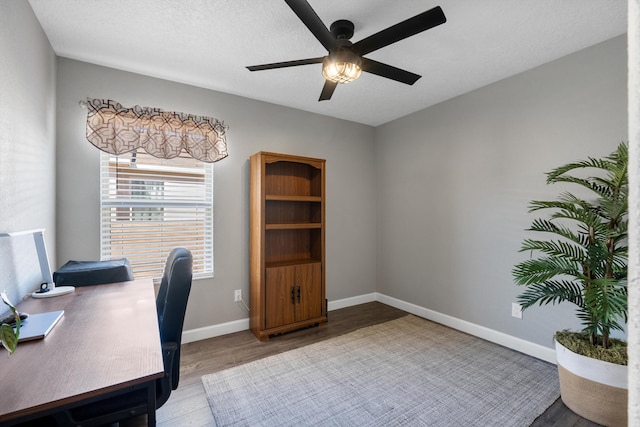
[
  {"xmin": 517, "ymin": 280, "xmax": 583, "ymax": 309},
  {"xmin": 513, "ymin": 257, "xmax": 580, "ymax": 285}
]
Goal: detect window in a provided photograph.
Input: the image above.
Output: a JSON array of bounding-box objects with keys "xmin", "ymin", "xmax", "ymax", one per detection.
[{"xmin": 100, "ymin": 150, "xmax": 213, "ymax": 280}]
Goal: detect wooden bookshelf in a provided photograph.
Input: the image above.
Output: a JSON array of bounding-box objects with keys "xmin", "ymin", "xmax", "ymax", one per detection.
[{"xmin": 249, "ymin": 152, "xmax": 327, "ymax": 341}]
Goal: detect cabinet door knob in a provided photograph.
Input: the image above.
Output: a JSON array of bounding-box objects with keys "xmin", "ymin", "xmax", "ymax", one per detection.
[
  {"xmin": 291, "ymin": 286, "xmax": 296, "ymax": 304},
  {"xmin": 297, "ymin": 286, "xmax": 301, "ymax": 303}
]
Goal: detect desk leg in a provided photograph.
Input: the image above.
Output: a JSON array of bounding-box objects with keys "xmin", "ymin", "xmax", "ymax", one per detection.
[{"xmin": 147, "ymin": 382, "xmax": 157, "ymax": 426}]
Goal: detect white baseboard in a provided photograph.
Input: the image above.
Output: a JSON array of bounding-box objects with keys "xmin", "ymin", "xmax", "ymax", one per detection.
[
  {"xmin": 182, "ymin": 318, "xmax": 249, "ymax": 344},
  {"xmin": 181, "ymin": 292, "xmax": 556, "ymax": 364},
  {"xmin": 181, "ymin": 294, "xmax": 374, "ymax": 344},
  {"xmin": 327, "ymin": 293, "xmax": 376, "ymax": 311},
  {"xmin": 375, "ymin": 293, "xmax": 556, "ymax": 364}
]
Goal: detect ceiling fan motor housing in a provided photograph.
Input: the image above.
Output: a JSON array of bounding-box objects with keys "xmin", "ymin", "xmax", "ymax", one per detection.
[{"xmin": 330, "ymin": 19, "xmax": 355, "ymax": 40}]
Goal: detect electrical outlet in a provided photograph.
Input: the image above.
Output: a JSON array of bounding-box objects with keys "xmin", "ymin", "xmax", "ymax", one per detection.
[
  {"xmin": 512, "ymin": 303, "xmax": 523, "ymax": 319},
  {"xmin": 234, "ymin": 289, "xmax": 242, "ymax": 302}
]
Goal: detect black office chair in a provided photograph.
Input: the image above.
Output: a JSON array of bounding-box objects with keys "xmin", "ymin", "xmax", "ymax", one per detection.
[
  {"xmin": 41, "ymin": 248, "xmax": 194, "ymax": 426},
  {"xmin": 154, "ymin": 247, "xmax": 193, "ymax": 407}
]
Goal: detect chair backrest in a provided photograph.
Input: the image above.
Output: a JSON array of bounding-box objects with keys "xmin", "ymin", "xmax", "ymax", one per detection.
[{"xmin": 156, "ymin": 248, "xmax": 193, "ymax": 392}]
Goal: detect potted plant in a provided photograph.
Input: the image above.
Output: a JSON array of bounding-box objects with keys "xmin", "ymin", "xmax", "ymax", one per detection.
[
  {"xmin": 0, "ymin": 292, "xmax": 20, "ymax": 355},
  {"xmin": 512, "ymin": 142, "xmax": 628, "ymax": 427}
]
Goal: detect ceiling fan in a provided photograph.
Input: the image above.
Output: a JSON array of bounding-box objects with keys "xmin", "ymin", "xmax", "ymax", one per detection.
[{"xmin": 246, "ymin": 0, "xmax": 446, "ymax": 101}]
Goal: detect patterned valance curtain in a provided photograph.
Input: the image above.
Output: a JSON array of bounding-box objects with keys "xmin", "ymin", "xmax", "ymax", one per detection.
[{"xmin": 86, "ymin": 98, "xmax": 228, "ymax": 163}]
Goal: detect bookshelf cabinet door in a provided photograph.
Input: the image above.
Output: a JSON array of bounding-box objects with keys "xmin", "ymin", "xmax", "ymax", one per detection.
[
  {"xmin": 294, "ymin": 263, "xmax": 322, "ymax": 321},
  {"xmin": 264, "ymin": 266, "xmax": 296, "ymax": 330}
]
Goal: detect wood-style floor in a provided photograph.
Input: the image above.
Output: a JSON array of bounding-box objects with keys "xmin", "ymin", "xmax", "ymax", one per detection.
[{"xmin": 148, "ymin": 302, "xmax": 600, "ymax": 426}]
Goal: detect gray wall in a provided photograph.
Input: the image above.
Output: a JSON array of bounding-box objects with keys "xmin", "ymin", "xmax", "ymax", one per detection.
[
  {"xmin": 0, "ymin": 2, "xmax": 57, "ymax": 303},
  {"xmin": 55, "ymin": 58, "xmax": 377, "ymax": 330},
  {"xmin": 375, "ymin": 35, "xmax": 628, "ymax": 348}
]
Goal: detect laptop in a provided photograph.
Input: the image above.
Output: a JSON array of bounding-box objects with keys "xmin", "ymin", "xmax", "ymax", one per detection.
[{"xmin": 17, "ymin": 310, "xmax": 64, "ymax": 342}]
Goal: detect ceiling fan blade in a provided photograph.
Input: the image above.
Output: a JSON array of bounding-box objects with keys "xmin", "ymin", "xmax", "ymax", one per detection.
[
  {"xmin": 353, "ymin": 6, "xmax": 446, "ymax": 55},
  {"xmin": 247, "ymin": 57, "xmax": 324, "ymax": 71},
  {"xmin": 361, "ymin": 58, "xmax": 421, "ymax": 85},
  {"xmin": 285, "ymin": 0, "xmax": 337, "ymax": 51},
  {"xmin": 319, "ymin": 80, "xmax": 337, "ymax": 101}
]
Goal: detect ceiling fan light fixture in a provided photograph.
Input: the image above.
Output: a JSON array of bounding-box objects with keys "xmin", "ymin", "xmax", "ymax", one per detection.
[{"xmin": 322, "ymin": 50, "xmax": 362, "ymax": 84}]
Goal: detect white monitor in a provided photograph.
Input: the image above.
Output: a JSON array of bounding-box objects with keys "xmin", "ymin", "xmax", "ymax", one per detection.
[{"xmin": 0, "ymin": 229, "xmax": 74, "ymax": 298}]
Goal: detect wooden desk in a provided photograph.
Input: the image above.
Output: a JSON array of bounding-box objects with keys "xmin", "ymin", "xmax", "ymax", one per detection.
[{"xmin": 0, "ymin": 279, "xmax": 164, "ymax": 425}]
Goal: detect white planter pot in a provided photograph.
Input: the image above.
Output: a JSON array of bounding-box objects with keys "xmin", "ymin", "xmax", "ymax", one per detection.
[{"xmin": 555, "ymin": 339, "xmax": 627, "ymax": 427}]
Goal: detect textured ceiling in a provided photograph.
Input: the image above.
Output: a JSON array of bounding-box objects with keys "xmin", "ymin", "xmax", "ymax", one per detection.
[{"xmin": 28, "ymin": 0, "xmax": 627, "ymax": 126}]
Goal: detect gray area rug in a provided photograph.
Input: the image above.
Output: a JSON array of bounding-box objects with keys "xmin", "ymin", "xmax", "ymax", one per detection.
[{"xmin": 202, "ymin": 315, "xmax": 559, "ymax": 426}]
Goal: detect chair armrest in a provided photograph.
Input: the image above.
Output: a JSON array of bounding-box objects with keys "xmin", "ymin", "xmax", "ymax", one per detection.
[
  {"xmin": 156, "ymin": 341, "xmax": 179, "ymax": 408},
  {"xmin": 162, "ymin": 341, "xmax": 178, "ymax": 371}
]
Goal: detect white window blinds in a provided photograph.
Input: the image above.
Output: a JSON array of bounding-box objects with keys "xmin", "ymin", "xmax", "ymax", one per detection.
[{"xmin": 100, "ymin": 150, "xmax": 213, "ymax": 280}]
